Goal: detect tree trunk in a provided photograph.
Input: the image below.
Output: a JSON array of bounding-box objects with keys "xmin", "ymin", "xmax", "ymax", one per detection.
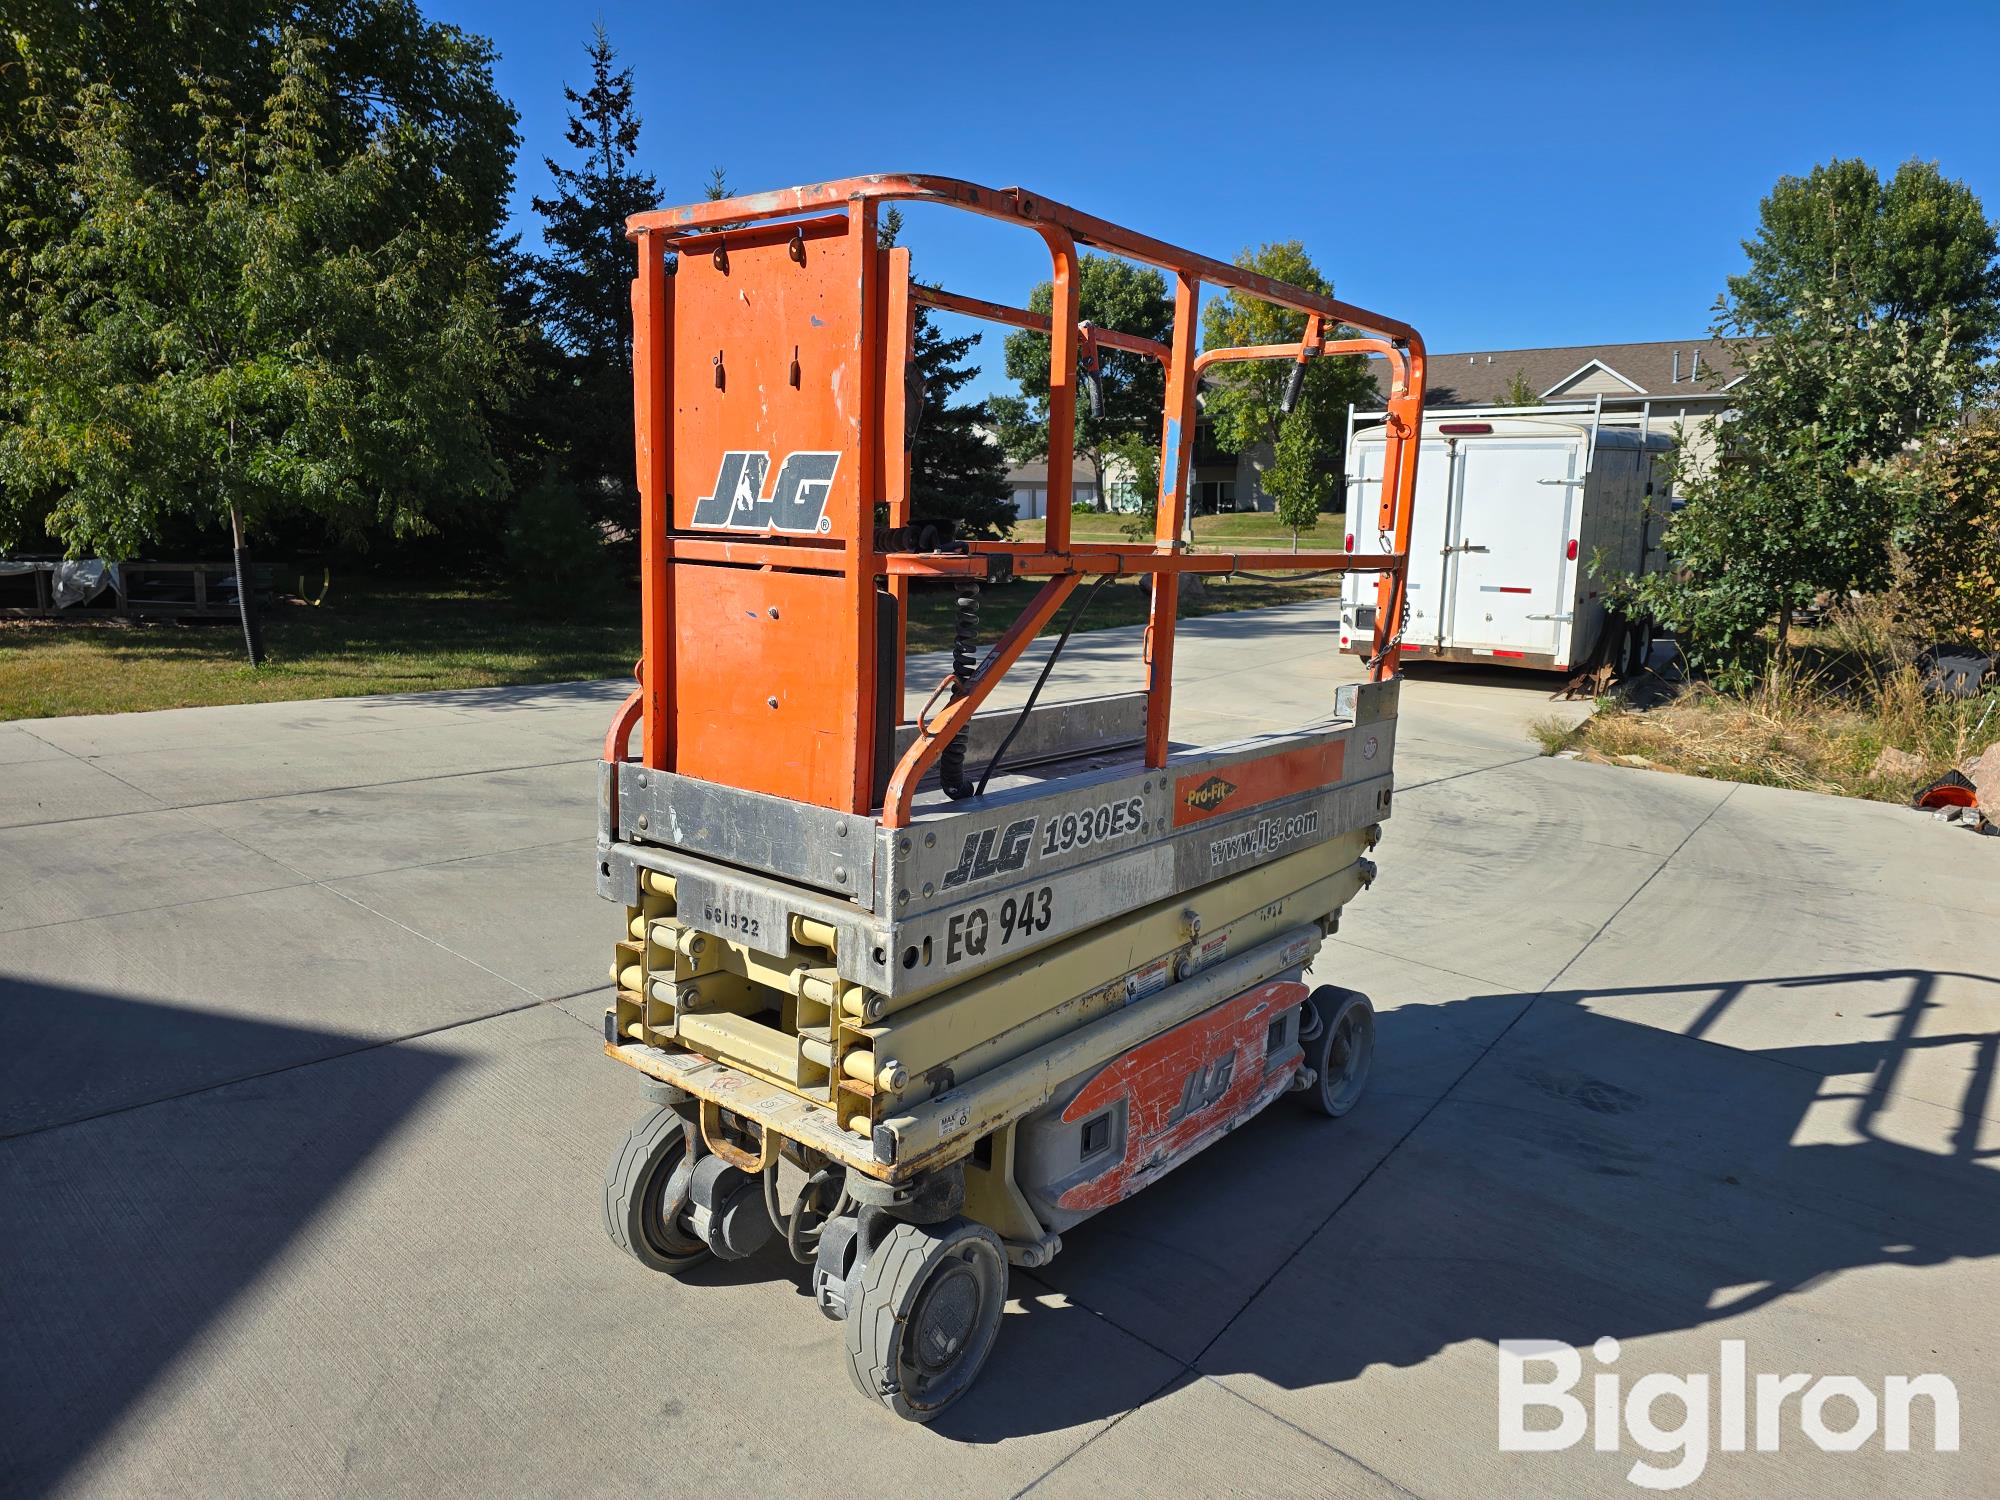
[
  {"xmin": 1775, "ymin": 600, "xmax": 1792, "ymax": 657},
  {"xmin": 1090, "ymin": 455, "xmax": 1108, "ymax": 513},
  {"xmin": 230, "ymin": 502, "xmax": 264, "ymax": 668}
]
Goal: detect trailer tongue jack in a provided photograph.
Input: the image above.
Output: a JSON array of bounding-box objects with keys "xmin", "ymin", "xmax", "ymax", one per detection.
[{"xmin": 594, "ymin": 174, "xmax": 1426, "ymax": 1421}]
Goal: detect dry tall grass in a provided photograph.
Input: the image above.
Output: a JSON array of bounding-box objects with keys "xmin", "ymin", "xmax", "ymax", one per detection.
[{"xmin": 1558, "ymin": 599, "xmax": 2000, "ymax": 802}]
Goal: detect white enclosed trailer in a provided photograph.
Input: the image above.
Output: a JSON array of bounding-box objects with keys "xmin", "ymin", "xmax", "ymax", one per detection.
[{"xmin": 1337, "ymin": 406, "xmax": 1674, "ymax": 674}]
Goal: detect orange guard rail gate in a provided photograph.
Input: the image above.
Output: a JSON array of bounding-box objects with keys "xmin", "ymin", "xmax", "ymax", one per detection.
[{"xmin": 603, "ymin": 175, "xmax": 1426, "ymax": 813}]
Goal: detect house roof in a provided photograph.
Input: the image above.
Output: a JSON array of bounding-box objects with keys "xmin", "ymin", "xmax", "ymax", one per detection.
[{"xmin": 1382, "ymin": 338, "xmax": 1757, "ymax": 407}]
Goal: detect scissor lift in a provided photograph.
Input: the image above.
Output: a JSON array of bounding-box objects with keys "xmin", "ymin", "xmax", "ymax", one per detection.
[{"xmin": 596, "ymin": 174, "xmax": 1427, "ymax": 1420}]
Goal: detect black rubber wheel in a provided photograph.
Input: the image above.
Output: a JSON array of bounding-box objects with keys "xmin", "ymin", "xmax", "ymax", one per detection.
[
  {"xmin": 1617, "ymin": 617, "xmax": 1650, "ymax": 680},
  {"xmin": 1301, "ymin": 986, "xmax": 1376, "ymax": 1118},
  {"xmin": 842, "ymin": 1216, "xmax": 1008, "ymax": 1422},
  {"xmin": 603, "ymin": 1106, "xmax": 710, "ymax": 1274}
]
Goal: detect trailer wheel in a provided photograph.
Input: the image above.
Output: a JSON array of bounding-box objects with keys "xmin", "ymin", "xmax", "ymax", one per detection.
[
  {"xmin": 1302, "ymin": 987, "xmax": 1375, "ymax": 1118},
  {"xmin": 603, "ymin": 1106, "xmax": 710, "ymax": 1274},
  {"xmin": 843, "ymin": 1216, "xmax": 1007, "ymax": 1422},
  {"xmin": 1617, "ymin": 618, "xmax": 1651, "ymax": 680}
]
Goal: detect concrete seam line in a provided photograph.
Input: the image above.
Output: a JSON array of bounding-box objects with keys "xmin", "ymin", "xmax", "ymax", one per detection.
[
  {"xmin": 317, "ymin": 883, "xmax": 547, "ymax": 1002},
  {"xmin": 1008, "ymin": 1371, "xmax": 1189, "ymax": 1500},
  {"xmin": 1183, "ymin": 983, "xmax": 1541, "ymax": 1374},
  {"xmin": 1320, "ymin": 933, "xmax": 1521, "ymax": 991},
  {"xmin": 1396, "ymin": 752, "xmax": 1547, "ymax": 793},
  {"xmin": 0, "ymin": 998, "xmax": 545, "ymax": 1143},
  {"xmin": 311, "ymin": 835, "xmax": 590, "ymax": 887},
  {"xmin": 1539, "ymin": 781, "xmax": 1741, "ymax": 995},
  {"xmin": 1209, "ymin": 1378, "xmax": 1431, "ymax": 1498},
  {"xmin": 182, "ymin": 810, "xmax": 564, "ymax": 1007},
  {"xmin": 0, "ymin": 873, "xmax": 320, "ymax": 940},
  {"xmin": 0, "ymin": 756, "xmax": 598, "ymax": 832}
]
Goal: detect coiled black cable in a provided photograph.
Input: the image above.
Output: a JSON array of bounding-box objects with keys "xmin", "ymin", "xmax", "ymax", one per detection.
[
  {"xmin": 974, "ymin": 574, "xmax": 1111, "ymax": 798},
  {"xmin": 939, "ymin": 585, "xmax": 980, "ymax": 799}
]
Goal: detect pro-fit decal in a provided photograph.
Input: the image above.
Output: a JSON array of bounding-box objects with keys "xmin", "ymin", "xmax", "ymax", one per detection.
[{"xmin": 1173, "ymin": 739, "xmax": 1347, "ymax": 826}]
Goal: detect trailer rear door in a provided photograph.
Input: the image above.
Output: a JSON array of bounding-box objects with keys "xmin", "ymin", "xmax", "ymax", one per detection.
[
  {"xmin": 1443, "ymin": 438, "xmax": 1576, "ymax": 656},
  {"xmin": 1347, "ymin": 435, "xmax": 1452, "ymax": 648}
]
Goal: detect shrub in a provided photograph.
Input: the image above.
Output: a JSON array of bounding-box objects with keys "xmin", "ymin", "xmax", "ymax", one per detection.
[
  {"xmin": 505, "ymin": 468, "xmax": 608, "ymax": 613},
  {"xmin": 1891, "ymin": 407, "xmax": 2000, "ymax": 646}
]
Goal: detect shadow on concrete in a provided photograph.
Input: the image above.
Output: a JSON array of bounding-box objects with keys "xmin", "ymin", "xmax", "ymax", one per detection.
[
  {"xmin": 0, "ymin": 985, "xmax": 459, "ymax": 1496},
  {"xmin": 930, "ymin": 967, "xmax": 2000, "ymax": 1441},
  {"xmin": 0, "ymin": 970, "xmax": 462, "ymax": 1141}
]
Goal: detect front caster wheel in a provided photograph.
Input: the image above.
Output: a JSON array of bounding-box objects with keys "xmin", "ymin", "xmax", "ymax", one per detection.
[
  {"xmin": 843, "ymin": 1216, "xmax": 1007, "ymax": 1422},
  {"xmin": 1302, "ymin": 987, "xmax": 1375, "ymax": 1117},
  {"xmin": 603, "ymin": 1106, "xmax": 710, "ymax": 1274}
]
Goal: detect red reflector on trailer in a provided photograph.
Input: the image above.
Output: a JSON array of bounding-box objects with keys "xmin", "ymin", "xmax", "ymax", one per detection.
[
  {"xmin": 1497, "ymin": 586, "xmax": 1531, "ymax": 594},
  {"xmin": 1438, "ymin": 422, "xmax": 1493, "ymax": 435},
  {"xmin": 1344, "ymin": 532, "xmax": 1355, "ymax": 550},
  {"xmin": 1565, "ymin": 539, "xmax": 1579, "ymax": 560},
  {"xmin": 1494, "ymin": 650, "xmax": 1526, "ymax": 658}
]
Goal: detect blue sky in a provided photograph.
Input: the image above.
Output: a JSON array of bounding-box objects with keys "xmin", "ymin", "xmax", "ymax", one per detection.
[{"xmin": 433, "ymin": 0, "xmax": 2000, "ymax": 400}]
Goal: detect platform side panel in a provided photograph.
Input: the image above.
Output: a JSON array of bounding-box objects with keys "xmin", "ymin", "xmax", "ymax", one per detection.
[
  {"xmin": 669, "ymin": 218, "xmax": 864, "ymax": 540},
  {"xmin": 670, "ymin": 564, "xmax": 863, "ymax": 807}
]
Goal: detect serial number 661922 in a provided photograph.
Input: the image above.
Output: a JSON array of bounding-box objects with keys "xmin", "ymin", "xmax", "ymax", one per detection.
[{"xmin": 699, "ymin": 904, "xmax": 762, "ymax": 942}]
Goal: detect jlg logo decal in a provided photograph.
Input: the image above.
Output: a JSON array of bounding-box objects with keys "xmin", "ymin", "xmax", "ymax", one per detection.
[
  {"xmin": 691, "ymin": 451, "xmax": 839, "ymax": 533},
  {"xmin": 941, "ymin": 817, "xmax": 1037, "ymax": 889}
]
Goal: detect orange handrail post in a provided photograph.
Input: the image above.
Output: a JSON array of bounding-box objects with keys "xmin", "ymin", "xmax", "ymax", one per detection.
[
  {"xmin": 632, "ymin": 229, "xmax": 673, "ymax": 769},
  {"xmin": 1145, "ymin": 272, "xmax": 1201, "ymax": 766},
  {"xmin": 1040, "ymin": 227, "xmax": 1081, "ymax": 557}
]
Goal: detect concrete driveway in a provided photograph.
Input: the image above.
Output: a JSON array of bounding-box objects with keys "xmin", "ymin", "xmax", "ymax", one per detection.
[{"xmin": 3, "ymin": 599, "xmax": 1996, "ymax": 1497}]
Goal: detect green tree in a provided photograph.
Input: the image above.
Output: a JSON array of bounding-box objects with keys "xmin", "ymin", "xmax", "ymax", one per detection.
[
  {"xmin": 1498, "ymin": 369, "xmax": 1542, "ymax": 406},
  {"xmin": 908, "ymin": 318, "xmax": 1017, "ymax": 539},
  {"xmin": 1264, "ymin": 391, "xmax": 1342, "ymax": 549},
  {"xmin": 505, "ymin": 463, "xmax": 609, "ymax": 613},
  {"xmin": 988, "ymin": 254, "xmax": 1171, "ymax": 510},
  {"xmin": 876, "ymin": 209, "xmax": 1014, "ymax": 539},
  {"xmin": 1199, "ymin": 242, "xmax": 1377, "ymax": 536},
  {"xmin": 529, "ymin": 25, "xmax": 658, "ymax": 530},
  {"xmin": 1891, "ymin": 406, "xmax": 2000, "ymax": 644},
  {"xmin": 0, "ymin": 8, "xmax": 519, "ymax": 663},
  {"xmin": 703, "ymin": 165, "xmax": 728, "ymax": 200},
  {"xmin": 1629, "ymin": 158, "xmax": 2000, "ymax": 680}
]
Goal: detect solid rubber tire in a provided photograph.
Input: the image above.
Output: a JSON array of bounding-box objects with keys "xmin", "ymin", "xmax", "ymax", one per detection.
[
  {"xmin": 841, "ymin": 1216, "xmax": 1007, "ymax": 1422},
  {"xmin": 603, "ymin": 1105, "xmax": 710, "ymax": 1274},
  {"xmin": 1302, "ymin": 987, "xmax": 1376, "ymax": 1118}
]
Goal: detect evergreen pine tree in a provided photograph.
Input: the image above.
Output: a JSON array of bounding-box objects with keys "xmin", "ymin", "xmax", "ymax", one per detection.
[
  {"xmin": 878, "ymin": 210, "xmax": 1016, "ymax": 539},
  {"xmin": 529, "ymin": 25, "xmax": 658, "ymax": 528}
]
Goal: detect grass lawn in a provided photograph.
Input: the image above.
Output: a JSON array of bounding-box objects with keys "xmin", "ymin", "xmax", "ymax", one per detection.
[
  {"xmin": 0, "ymin": 571, "xmax": 1342, "ymax": 721},
  {"xmin": 1011, "ymin": 510, "xmax": 1345, "ymax": 550}
]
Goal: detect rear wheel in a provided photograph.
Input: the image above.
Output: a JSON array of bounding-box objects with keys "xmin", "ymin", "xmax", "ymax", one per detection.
[
  {"xmin": 1617, "ymin": 617, "xmax": 1651, "ymax": 679},
  {"xmin": 843, "ymin": 1217, "xmax": 1008, "ymax": 1422},
  {"xmin": 604, "ymin": 1106, "xmax": 710, "ymax": 1274},
  {"xmin": 1302, "ymin": 987, "xmax": 1375, "ymax": 1118}
]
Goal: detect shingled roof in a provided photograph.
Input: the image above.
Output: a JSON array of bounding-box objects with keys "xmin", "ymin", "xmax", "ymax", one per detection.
[{"xmin": 1387, "ymin": 338, "xmax": 1757, "ymax": 407}]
